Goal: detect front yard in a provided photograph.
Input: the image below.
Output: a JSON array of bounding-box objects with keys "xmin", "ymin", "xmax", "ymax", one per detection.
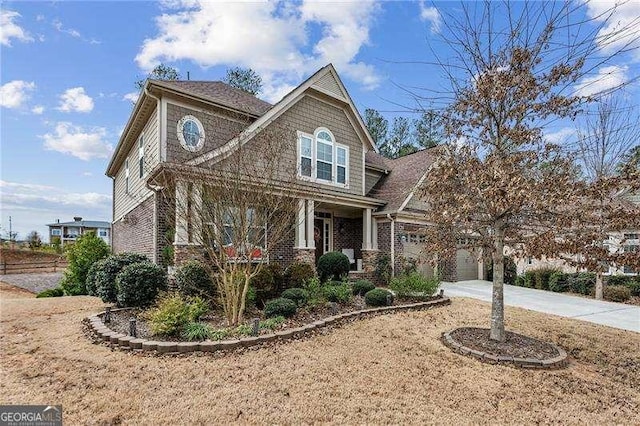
[{"xmin": 1, "ymin": 284, "xmax": 638, "ymax": 424}]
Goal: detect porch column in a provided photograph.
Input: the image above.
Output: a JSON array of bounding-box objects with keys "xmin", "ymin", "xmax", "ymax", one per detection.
[
  {"xmin": 191, "ymin": 183, "xmax": 202, "ymax": 244},
  {"xmin": 371, "ymin": 218, "xmax": 378, "ymax": 250},
  {"xmin": 174, "ymin": 180, "xmax": 189, "ymax": 244},
  {"xmin": 362, "ymin": 208, "xmax": 372, "ymax": 250},
  {"xmin": 295, "ymin": 199, "xmax": 306, "ymax": 248},
  {"xmin": 306, "ymin": 199, "xmax": 315, "ymax": 249}
]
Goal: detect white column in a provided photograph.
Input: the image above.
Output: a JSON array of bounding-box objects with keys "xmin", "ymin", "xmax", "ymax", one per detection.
[
  {"xmin": 174, "ymin": 180, "xmax": 189, "ymax": 244},
  {"xmin": 306, "ymin": 200, "xmax": 315, "ymax": 249},
  {"xmin": 362, "ymin": 208, "xmax": 372, "ymax": 250},
  {"xmin": 371, "ymin": 218, "xmax": 378, "ymax": 250},
  {"xmin": 191, "ymin": 183, "xmax": 202, "ymax": 244},
  {"xmin": 295, "ymin": 199, "xmax": 306, "ymax": 248}
]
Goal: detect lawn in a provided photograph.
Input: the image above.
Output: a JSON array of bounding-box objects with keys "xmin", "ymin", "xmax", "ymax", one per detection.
[{"xmin": 1, "ymin": 283, "xmax": 638, "ymax": 424}]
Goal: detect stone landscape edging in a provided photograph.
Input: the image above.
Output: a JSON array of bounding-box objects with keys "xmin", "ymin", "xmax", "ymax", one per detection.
[
  {"xmin": 441, "ymin": 328, "xmax": 568, "ymax": 369},
  {"xmin": 85, "ymin": 298, "xmax": 451, "ymax": 355}
]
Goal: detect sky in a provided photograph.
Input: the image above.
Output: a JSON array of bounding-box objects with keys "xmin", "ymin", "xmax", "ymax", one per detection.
[{"xmin": 1, "ymin": 1, "xmax": 639, "ymax": 242}]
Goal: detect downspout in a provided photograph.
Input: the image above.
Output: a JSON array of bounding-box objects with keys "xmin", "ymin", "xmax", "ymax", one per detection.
[
  {"xmin": 144, "ymin": 86, "xmax": 161, "ymax": 264},
  {"xmin": 387, "ymin": 213, "xmax": 395, "ymax": 278}
]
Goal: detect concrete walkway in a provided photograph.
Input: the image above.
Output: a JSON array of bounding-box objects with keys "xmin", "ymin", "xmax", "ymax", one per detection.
[{"xmin": 441, "ymin": 280, "xmax": 640, "ymax": 333}]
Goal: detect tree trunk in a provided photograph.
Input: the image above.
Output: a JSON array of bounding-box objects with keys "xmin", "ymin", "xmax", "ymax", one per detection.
[
  {"xmin": 595, "ymin": 271, "xmax": 604, "ymax": 300},
  {"xmin": 490, "ymin": 222, "xmax": 505, "ymax": 342}
]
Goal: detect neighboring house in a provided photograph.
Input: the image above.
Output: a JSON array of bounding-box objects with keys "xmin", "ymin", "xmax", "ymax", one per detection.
[
  {"xmin": 47, "ymin": 217, "xmax": 111, "ymax": 248},
  {"xmin": 105, "ymin": 64, "xmax": 483, "ymax": 282}
]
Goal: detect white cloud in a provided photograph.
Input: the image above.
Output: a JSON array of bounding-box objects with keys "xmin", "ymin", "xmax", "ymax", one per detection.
[
  {"xmin": 584, "ymin": 0, "xmax": 640, "ymax": 62},
  {"xmin": 419, "ymin": 2, "xmax": 441, "ymax": 34},
  {"xmin": 0, "ymin": 80, "xmax": 35, "ymax": 109},
  {"xmin": 82, "ymin": 172, "xmax": 93, "ymax": 177},
  {"xmin": 52, "ymin": 19, "xmax": 101, "ymax": 44},
  {"xmin": 135, "ymin": 0, "xmax": 381, "ymax": 101},
  {"xmin": 57, "ymin": 87, "xmax": 94, "ymax": 113},
  {"xmin": 36, "ymin": 14, "xmax": 45, "ymax": 22},
  {"xmin": 123, "ymin": 91, "xmax": 140, "ymax": 103},
  {"xmin": 1, "ymin": 10, "xmax": 33, "ymax": 46},
  {"xmin": 42, "ymin": 122, "xmax": 113, "ymax": 161},
  {"xmin": 544, "ymin": 127, "xmax": 575, "ymax": 145},
  {"xmin": 31, "ymin": 105, "xmax": 44, "ymax": 114},
  {"xmin": 574, "ymin": 65, "xmax": 629, "ymax": 97}
]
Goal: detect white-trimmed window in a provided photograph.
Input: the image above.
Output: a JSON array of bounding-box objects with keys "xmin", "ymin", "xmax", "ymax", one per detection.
[
  {"xmin": 125, "ymin": 159, "xmax": 130, "ymax": 193},
  {"xmin": 51, "ymin": 229, "xmax": 61, "ymax": 236},
  {"xmin": 99, "ymin": 229, "xmax": 108, "ymax": 237},
  {"xmin": 138, "ymin": 135, "xmax": 145, "ymax": 178},
  {"xmin": 177, "ymin": 115, "xmax": 205, "ymax": 152},
  {"xmin": 220, "ymin": 206, "xmax": 267, "ymax": 261},
  {"xmin": 296, "ymin": 128, "xmax": 349, "ymax": 187}
]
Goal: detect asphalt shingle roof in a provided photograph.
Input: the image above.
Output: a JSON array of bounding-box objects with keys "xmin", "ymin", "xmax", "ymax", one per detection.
[
  {"xmin": 153, "ymin": 80, "xmax": 273, "ymax": 117},
  {"xmin": 47, "ymin": 220, "xmax": 111, "ymax": 228}
]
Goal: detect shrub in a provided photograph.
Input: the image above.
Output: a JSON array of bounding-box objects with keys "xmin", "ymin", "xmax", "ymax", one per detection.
[
  {"xmin": 375, "ymin": 254, "xmax": 393, "ymax": 285},
  {"xmin": 390, "ymin": 272, "xmax": 439, "ymax": 299},
  {"xmin": 486, "ymin": 256, "xmax": 518, "ymax": 285},
  {"xmin": 263, "ymin": 298, "xmax": 297, "ymax": 318},
  {"xmin": 284, "ymin": 262, "xmax": 316, "ymax": 289},
  {"xmin": 352, "ymin": 279, "xmax": 375, "ymax": 296},
  {"xmin": 259, "ymin": 316, "xmax": 285, "ymax": 331},
  {"xmin": 116, "ymin": 262, "xmax": 167, "ymax": 308},
  {"xmin": 603, "ymin": 285, "xmax": 631, "ymax": 302},
  {"xmin": 281, "ymin": 288, "xmax": 309, "ymax": 306},
  {"xmin": 567, "ymin": 272, "xmax": 595, "ymax": 295},
  {"xmin": 322, "ymin": 283, "xmax": 353, "ymax": 304},
  {"xmin": 182, "ymin": 322, "xmax": 214, "ymax": 341},
  {"xmin": 364, "ymin": 288, "xmax": 393, "ymax": 307},
  {"xmin": 250, "ymin": 264, "xmax": 284, "ymax": 306},
  {"xmin": 146, "ymin": 293, "xmax": 208, "ymax": 336},
  {"xmin": 94, "ymin": 253, "xmax": 150, "ymax": 303},
  {"xmin": 85, "ymin": 258, "xmax": 107, "ymax": 296},
  {"xmin": 36, "ymin": 287, "xmax": 64, "ymax": 298},
  {"xmin": 606, "ymin": 275, "xmax": 633, "ymax": 287},
  {"xmin": 59, "ymin": 232, "xmax": 110, "ymax": 295},
  {"xmin": 626, "ymin": 280, "xmax": 640, "ymax": 297},
  {"xmin": 522, "ymin": 271, "xmax": 535, "ymax": 288},
  {"xmin": 302, "ymin": 276, "xmax": 325, "ymax": 307},
  {"xmin": 514, "ymin": 275, "xmax": 524, "ymax": 287},
  {"xmin": 317, "ymin": 252, "xmax": 351, "ymax": 282},
  {"xmin": 548, "ymin": 272, "xmax": 570, "ymax": 293},
  {"xmin": 532, "ymin": 267, "xmax": 561, "ymax": 291},
  {"xmin": 174, "ymin": 260, "xmax": 215, "ymax": 300}
]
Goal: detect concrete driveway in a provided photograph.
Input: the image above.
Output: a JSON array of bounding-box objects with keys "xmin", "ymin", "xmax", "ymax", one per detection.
[{"xmin": 441, "ymin": 280, "xmax": 640, "ymax": 333}]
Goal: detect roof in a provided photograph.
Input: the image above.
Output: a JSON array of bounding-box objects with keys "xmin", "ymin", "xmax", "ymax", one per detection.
[
  {"xmin": 151, "ymin": 80, "xmax": 272, "ymax": 117},
  {"xmin": 47, "ymin": 220, "xmax": 111, "ymax": 228},
  {"xmin": 368, "ymin": 148, "xmax": 440, "ymax": 213},
  {"xmin": 365, "ymin": 151, "xmax": 391, "ymax": 171}
]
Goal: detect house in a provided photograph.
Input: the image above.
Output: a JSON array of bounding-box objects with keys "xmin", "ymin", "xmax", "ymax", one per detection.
[
  {"xmin": 105, "ymin": 64, "xmax": 483, "ymax": 282},
  {"xmin": 47, "ymin": 217, "xmax": 111, "ymax": 248}
]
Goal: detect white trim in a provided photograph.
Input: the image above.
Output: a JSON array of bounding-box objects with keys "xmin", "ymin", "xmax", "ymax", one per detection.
[
  {"xmin": 138, "ymin": 133, "xmax": 145, "ymax": 179},
  {"xmin": 160, "ymin": 97, "xmax": 167, "ymax": 162},
  {"xmin": 306, "ymin": 199, "xmax": 315, "ymax": 249},
  {"xmin": 296, "ymin": 127, "xmax": 350, "ymax": 189},
  {"xmin": 296, "ymin": 131, "xmax": 314, "ymax": 180},
  {"xmin": 177, "ymin": 115, "xmax": 205, "ymax": 152}
]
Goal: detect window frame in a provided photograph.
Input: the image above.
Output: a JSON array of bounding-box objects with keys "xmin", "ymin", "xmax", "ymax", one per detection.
[
  {"xmin": 296, "ymin": 127, "xmax": 349, "ymax": 188},
  {"xmin": 177, "ymin": 115, "xmax": 205, "ymax": 152},
  {"xmin": 51, "ymin": 229, "xmax": 61, "ymax": 236},
  {"xmin": 98, "ymin": 229, "xmax": 108, "ymax": 237},
  {"xmin": 205, "ymin": 206, "xmax": 268, "ymax": 263}
]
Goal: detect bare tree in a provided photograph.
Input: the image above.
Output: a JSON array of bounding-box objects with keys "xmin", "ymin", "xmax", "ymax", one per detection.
[
  {"xmin": 154, "ymin": 124, "xmax": 302, "ymax": 326},
  {"xmin": 415, "ymin": 1, "xmax": 639, "ymax": 342}
]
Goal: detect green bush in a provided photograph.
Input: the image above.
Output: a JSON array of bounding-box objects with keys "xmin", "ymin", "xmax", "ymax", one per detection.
[
  {"xmin": 259, "ymin": 316, "xmax": 285, "ymax": 331},
  {"xmin": 375, "ymin": 254, "xmax": 393, "ymax": 285},
  {"xmin": 263, "ymin": 298, "xmax": 297, "ymax": 318},
  {"xmin": 116, "ymin": 262, "xmax": 167, "ymax": 308},
  {"xmin": 317, "ymin": 252, "xmax": 351, "ymax": 282},
  {"xmin": 606, "ymin": 275, "xmax": 634, "ymax": 287},
  {"xmin": 514, "ymin": 276, "xmax": 525, "ymax": 287},
  {"xmin": 283, "ymin": 262, "xmax": 316, "ymax": 289},
  {"xmin": 486, "ymin": 256, "xmax": 518, "ymax": 285},
  {"xmin": 567, "ymin": 272, "xmax": 595, "ymax": 295},
  {"xmin": 626, "ymin": 280, "xmax": 640, "ymax": 297},
  {"xmin": 364, "ymin": 288, "xmax": 393, "ymax": 307},
  {"xmin": 302, "ymin": 277, "xmax": 325, "ymax": 307},
  {"xmin": 146, "ymin": 293, "xmax": 208, "ymax": 336},
  {"xmin": 36, "ymin": 287, "xmax": 64, "ymax": 298},
  {"xmin": 352, "ymin": 279, "xmax": 375, "ymax": 296},
  {"xmin": 522, "ymin": 271, "xmax": 535, "ymax": 288},
  {"xmin": 532, "ymin": 267, "xmax": 561, "ymax": 291},
  {"xmin": 250, "ymin": 264, "xmax": 283, "ymax": 307},
  {"xmin": 181, "ymin": 322, "xmax": 214, "ymax": 341},
  {"xmin": 322, "ymin": 283, "xmax": 353, "ymax": 304},
  {"xmin": 548, "ymin": 272, "xmax": 570, "ymax": 293},
  {"xmin": 390, "ymin": 272, "xmax": 439, "ymax": 299},
  {"xmin": 281, "ymin": 288, "xmax": 309, "ymax": 306},
  {"xmin": 94, "ymin": 253, "xmax": 150, "ymax": 303},
  {"xmin": 85, "ymin": 258, "xmax": 107, "ymax": 296},
  {"xmin": 174, "ymin": 260, "xmax": 215, "ymax": 300},
  {"xmin": 603, "ymin": 285, "xmax": 631, "ymax": 302},
  {"xmin": 59, "ymin": 232, "xmax": 110, "ymax": 295}
]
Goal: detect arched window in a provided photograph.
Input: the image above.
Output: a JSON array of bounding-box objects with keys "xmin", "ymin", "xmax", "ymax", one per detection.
[{"xmin": 297, "ymin": 127, "xmax": 349, "ymax": 186}]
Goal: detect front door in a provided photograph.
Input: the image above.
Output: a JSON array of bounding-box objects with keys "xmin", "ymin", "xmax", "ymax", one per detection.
[{"xmin": 314, "ymin": 214, "xmax": 332, "ymax": 264}]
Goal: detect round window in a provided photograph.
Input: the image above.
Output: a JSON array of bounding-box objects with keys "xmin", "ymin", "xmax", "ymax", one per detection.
[{"xmin": 177, "ymin": 115, "xmax": 205, "ymax": 152}]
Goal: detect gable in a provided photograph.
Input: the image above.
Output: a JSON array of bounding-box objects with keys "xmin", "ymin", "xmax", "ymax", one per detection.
[{"xmin": 312, "ymin": 71, "xmax": 348, "ymax": 100}]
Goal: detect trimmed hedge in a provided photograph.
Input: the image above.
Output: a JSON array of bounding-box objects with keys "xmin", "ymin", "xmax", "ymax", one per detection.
[
  {"xmin": 283, "ymin": 262, "xmax": 316, "ymax": 289},
  {"xmin": 94, "ymin": 253, "xmax": 150, "ymax": 303},
  {"xmin": 174, "ymin": 260, "xmax": 215, "ymax": 300},
  {"xmin": 390, "ymin": 272, "xmax": 439, "ymax": 299},
  {"xmin": 352, "ymin": 279, "xmax": 375, "ymax": 296},
  {"xmin": 85, "ymin": 258, "xmax": 107, "ymax": 297},
  {"xmin": 264, "ymin": 298, "xmax": 297, "ymax": 318},
  {"xmin": 116, "ymin": 262, "xmax": 167, "ymax": 307},
  {"xmin": 603, "ymin": 285, "xmax": 631, "ymax": 302},
  {"xmin": 36, "ymin": 287, "xmax": 64, "ymax": 298},
  {"xmin": 364, "ymin": 288, "xmax": 393, "ymax": 307},
  {"xmin": 317, "ymin": 252, "xmax": 350, "ymax": 282},
  {"xmin": 281, "ymin": 288, "xmax": 309, "ymax": 306}
]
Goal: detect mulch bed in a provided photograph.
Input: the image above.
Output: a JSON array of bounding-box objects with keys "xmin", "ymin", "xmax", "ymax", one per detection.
[{"xmin": 449, "ymin": 327, "xmax": 561, "ymax": 360}]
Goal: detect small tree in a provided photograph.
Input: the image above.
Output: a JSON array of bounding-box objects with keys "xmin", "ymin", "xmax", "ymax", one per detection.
[
  {"xmin": 135, "ymin": 63, "xmax": 180, "ymax": 90},
  {"xmin": 60, "ymin": 232, "xmax": 110, "ymax": 295},
  {"xmin": 413, "ymin": 110, "xmax": 443, "ymax": 149},
  {"xmin": 26, "ymin": 231, "xmax": 42, "ymax": 250},
  {"xmin": 364, "ymin": 108, "xmax": 389, "ymax": 150},
  {"xmin": 223, "ymin": 67, "xmax": 262, "ymax": 96}
]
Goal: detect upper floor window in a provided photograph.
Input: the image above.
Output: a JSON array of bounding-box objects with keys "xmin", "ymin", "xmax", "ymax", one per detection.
[
  {"xmin": 51, "ymin": 229, "xmax": 61, "ymax": 236},
  {"xmin": 99, "ymin": 229, "xmax": 108, "ymax": 237},
  {"xmin": 138, "ymin": 135, "xmax": 145, "ymax": 178},
  {"xmin": 177, "ymin": 115, "xmax": 205, "ymax": 152},
  {"xmin": 297, "ymin": 128, "xmax": 349, "ymax": 187}
]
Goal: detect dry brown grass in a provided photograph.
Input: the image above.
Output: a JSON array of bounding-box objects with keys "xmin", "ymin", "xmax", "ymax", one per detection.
[
  {"xmin": 0, "ymin": 282, "xmax": 35, "ymax": 299},
  {"xmin": 1, "ymin": 289, "xmax": 638, "ymax": 425}
]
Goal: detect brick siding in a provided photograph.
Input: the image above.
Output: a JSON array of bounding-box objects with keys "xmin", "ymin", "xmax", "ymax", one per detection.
[{"xmin": 112, "ymin": 195, "xmax": 155, "ymax": 260}]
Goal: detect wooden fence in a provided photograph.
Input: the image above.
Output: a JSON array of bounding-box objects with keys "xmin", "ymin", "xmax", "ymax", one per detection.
[{"xmin": 0, "ymin": 260, "xmax": 68, "ymax": 275}]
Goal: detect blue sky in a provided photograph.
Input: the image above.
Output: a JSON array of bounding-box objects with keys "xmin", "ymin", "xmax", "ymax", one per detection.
[{"xmin": 1, "ymin": 1, "xmax": 639, "ymax": 241}]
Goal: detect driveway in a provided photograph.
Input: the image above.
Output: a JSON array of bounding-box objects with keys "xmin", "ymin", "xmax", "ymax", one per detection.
[{"xmin": 442, "ymin": 280, "xmax": 640, "ymax": 333}]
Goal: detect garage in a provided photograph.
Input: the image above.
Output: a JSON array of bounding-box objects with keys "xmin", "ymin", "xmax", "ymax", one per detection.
[{"xmin": 456, "ymin": 249, "xmax": 479, "ymax": 281}]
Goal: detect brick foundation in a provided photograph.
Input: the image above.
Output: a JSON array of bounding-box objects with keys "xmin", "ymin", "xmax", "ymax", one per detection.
[
  {"xmin": 112, "ymin": 195, "xmax": 155, "ymax": 261},
  {"xmin": 174, "ymin": 244, "xmax": 207, "ymax": 266},
  {"xmin": 294, "ymin": 248, "xmax": 315, "ymax": 265}
]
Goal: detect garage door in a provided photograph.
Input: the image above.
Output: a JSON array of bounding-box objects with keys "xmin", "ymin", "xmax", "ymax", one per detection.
[{"xmin": 456, "ymin": 249, "xmax": 478, "ymax": 281}]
